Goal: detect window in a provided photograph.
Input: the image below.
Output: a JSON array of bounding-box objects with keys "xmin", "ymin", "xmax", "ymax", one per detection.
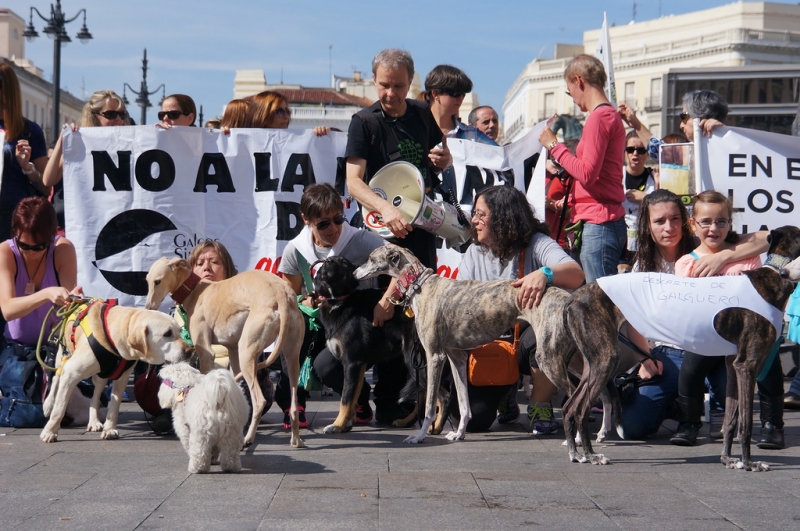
[
  {"xmin": 624, "ymin": 82, "xmax": 636, "ymax": 108},
  {"xmin": 543, "ymin": 92, "xmax": 555, "ymax": 120},
  {"xmin": 33, "ymin": 104, "xmax": 37, "ymax": 123},
  {"xmin": 25, "ymin": 100, "xmax": 29, "ymax": 118}
]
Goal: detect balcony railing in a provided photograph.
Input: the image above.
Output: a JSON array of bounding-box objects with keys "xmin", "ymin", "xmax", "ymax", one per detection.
[{"xmin": 644, "ymin": 96, "xmax": 662, "ymax": 112}]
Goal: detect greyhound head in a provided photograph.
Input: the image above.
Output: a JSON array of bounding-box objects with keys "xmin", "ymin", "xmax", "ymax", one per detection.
[
  {"xmin": 353, "ymin": 243, "xmax": 420, "ymax": 280},
  {"xmin": 145, "ymin": 257, "xmax": 192, "ymax": 310},
  {"xmin": 314, "ymin": 256, "xmax": 360, "ymax": 301}
]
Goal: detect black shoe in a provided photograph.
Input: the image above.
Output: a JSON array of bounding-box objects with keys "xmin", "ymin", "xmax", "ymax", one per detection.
[
  {"xmin": 151, "ymin": 412, "xmax": 174, "ymax": 436},
  {"xmin": 756, "ymin": 422, "xmax": 785, "ymax": 450},
  {"xmin": 670, "ymin": 423, "xmax": 701, "ymax": 446}
]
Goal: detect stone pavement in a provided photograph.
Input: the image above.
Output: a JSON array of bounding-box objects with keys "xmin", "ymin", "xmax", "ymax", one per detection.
[{"xmin": 2, "ymin": 356, "xmax": 799, "ymax": 531}]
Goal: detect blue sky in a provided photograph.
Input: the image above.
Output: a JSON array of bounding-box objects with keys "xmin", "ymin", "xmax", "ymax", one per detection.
[{"xmin": 6, "ymin": 1, "xmax": 793, "ymax": 124}]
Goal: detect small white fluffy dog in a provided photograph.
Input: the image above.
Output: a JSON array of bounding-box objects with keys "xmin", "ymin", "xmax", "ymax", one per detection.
[{"xmin": 158, "ymin": 362, "xmax": 248, "ymax": 473}]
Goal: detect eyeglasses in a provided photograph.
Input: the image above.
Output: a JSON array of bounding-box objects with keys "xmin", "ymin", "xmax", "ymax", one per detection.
[
  {"xmin": 471, "ymin": 209, "xmax": 489, "ymax": 223},
  {"xmin": 15, "ymin": 238, "xmax": 48, "ymax": 252},
  {"xmin": 315, "ymin": 214, "xmax": 346, "ymax": 231},
  {"xmin": 439, "ymin": 89, "xmax": 466, "ymax": 99},
  {"xmin": 679, "ymin": 112, "xmax": 691, "ymax": 124},
  {"xmin": 158, "ymin": 110, "xmax": 188, "ymax": 121},
  {"xmin": 625, "ymin": 147, "xmax": 647, "ymax": 155},
  {"xmin": 693, "ymin": 218, "xmax": 730, "ymax": 229},
  {"xmin": 95, "ymin": 110, "xmax": 128, "ymax": 121},
  {"xmin": 274, "ymin": 107, "xmax": 291, "ymax": 118}
]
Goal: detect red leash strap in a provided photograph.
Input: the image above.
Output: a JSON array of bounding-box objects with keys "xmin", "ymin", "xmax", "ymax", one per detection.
[{"xmin": 100, "ymin": 299, "xmax": 119, "ymax": 353}]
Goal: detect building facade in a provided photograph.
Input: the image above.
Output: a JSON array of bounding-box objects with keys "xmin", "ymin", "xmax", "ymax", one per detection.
[
  {"xmin": 0, "ymin": 9, "xmax": 84, "ymax": 144},
  {"xmin": 503, "ymin": 1, "xmax": 800, "ymax": 142}
]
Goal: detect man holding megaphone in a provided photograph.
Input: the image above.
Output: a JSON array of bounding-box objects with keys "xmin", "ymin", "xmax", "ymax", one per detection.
[
  {"xmin": 345, "ymin": 48, "xmax": 452, "ymax": 271},
  {"xmin": 344, "ymin": 48, "xmax": 451, "ymax": 425}
]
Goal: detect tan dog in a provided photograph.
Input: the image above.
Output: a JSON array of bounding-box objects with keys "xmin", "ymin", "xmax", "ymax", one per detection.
[
  {"xmin": 41, "ymin": 302, "xmax": 191, "ymax": 443},
  {"xmin": 145, "ymin": 257, "xmax": 306, "ymax": 449}
]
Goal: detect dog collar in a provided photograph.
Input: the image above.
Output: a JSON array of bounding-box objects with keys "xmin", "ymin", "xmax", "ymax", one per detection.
[
  {"xmin": 389, "ymin": 262, "xmax": 434, "ymax": 306},
  {"xmin": 161, "ymin": 378, "xmax": 192, "ymax": 392},
  {"xmin": 171, "ymin": 272, "xmax": 201, "ymax": 304},
  {"xmin": 764, "ymin": 254, "xmax": 792, "ymax": 272}
]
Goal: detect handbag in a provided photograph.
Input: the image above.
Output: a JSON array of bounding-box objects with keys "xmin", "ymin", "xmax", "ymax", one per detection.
[
  {"xmin": 467, "ymin": 249, "xmax": 525, "ymax": 387},
  {"xmin": 614, "ymin": 334, "xmax": 663, "ymax": 403}
]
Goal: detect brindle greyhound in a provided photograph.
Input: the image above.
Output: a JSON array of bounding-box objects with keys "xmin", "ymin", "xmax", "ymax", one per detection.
[
  {"xmin": 353, "ymin": 243, "xmax": 624, "ymax": 449},
  {"xmin": 565, "ymin": 226, "xmax": 800, "ymax": 470}
]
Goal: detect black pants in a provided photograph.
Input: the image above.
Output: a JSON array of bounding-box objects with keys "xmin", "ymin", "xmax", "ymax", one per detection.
[
  {"xmin": 678, "ymin": 351, "xmax": 783, "ymax": 399},
  {"xmin": 313, "ymin": 347, "xmax": 371, "ymax": 406},
  {"xmin": 448, "ymin": 382, "xmax": 516, "ymax": 432}
]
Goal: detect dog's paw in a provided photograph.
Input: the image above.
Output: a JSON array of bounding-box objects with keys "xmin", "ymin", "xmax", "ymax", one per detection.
[
  {"xmin": 290, "ymin": 436, "xmax": 305, "ymax": 448},
  {"xmin": 587, "ymin": 453, "xmax": 610, "ymax": 465},
  {"xmin": 444, "ymin": 430, "xmax": 465, "ymax": 441},
  {"xmin": 403, "ymin": 434, "xmax": 425, "ymax": 444},
  {"xmin": 595, "ymin": 431, "xmax": 608, "ymax": 443},
  {"xmin": 323, "ymin": 424, "xmax": 343, "ymax": 434},
  {"xmin": 40, "ymin": 430, "xmax": 58, "ymax": 443},
  {"xmin": 101, "ymin": 429, "xmax": 119, "ymax": 440},
  {"xmin": 86, "ymin": 421, "xmax": 104, "ymax": 432},
  {"xmin": 427, "ymin": 425, "xmax": 443, "ymax": 435}
]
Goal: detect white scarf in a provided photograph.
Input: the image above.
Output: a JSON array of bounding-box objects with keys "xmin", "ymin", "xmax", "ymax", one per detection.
[{"xmin": 291, "ymin": 221, "xmax": 359, "ymax": 266}]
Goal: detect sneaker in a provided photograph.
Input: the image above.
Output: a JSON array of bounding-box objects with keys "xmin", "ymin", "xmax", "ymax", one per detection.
[
  {"xmin": 283, "ymin": 406, "xmax": 309, "ymax": 429},
  {"xmin": 355, "ymin": 404, "xmax": 373, "ymax": 425},
  {"xmin": 497, "ymin": 398, "xmax": 520, "ymax": 424},
  {"xmin": 528, "ymin": 402, "xmax": 558, "ymax": 435},
  {"xmin": 121, "ymin": 390, "xmax": 133, "ymax": 403},
  {"xmin": 784, "ymin": 392, "xmax": 800, "ymax": 410}
]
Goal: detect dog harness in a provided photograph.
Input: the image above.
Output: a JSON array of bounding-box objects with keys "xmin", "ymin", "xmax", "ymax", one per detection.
[
  {"xmin": 67, "ymin": 299, "xmax": 135, "ymax": 381},
  {"xmin": 597, "ymin": 272, "xmax": 785, "ymax": 356}
]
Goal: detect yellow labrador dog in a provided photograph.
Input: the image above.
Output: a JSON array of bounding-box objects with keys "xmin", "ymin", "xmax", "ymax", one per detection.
[
  {"xmin": 145, "ymin": 257, "xmax": 306, "ymax": 449},
  {"xmin": 41, "ymin": 301, "xmax": 191, "ymax": 443}
]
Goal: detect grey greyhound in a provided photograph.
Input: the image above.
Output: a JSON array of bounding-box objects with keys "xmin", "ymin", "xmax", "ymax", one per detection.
[
  {"xmin": 565, "ymin": 226, "xmax": 800, "ymax": 471},
  {"xmin": 353, "ymin": 243, "xmax": 623, "ymax": 458}
]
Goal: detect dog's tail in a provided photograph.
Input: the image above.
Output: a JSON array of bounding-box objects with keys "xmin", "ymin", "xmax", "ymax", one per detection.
[
  {"xmin": 605, "ymin": 379, "xmax": 626, "ymax": 440},
  {"xmin": 206, "ymin": 370, "xmax": 249, "ymax": 430}
]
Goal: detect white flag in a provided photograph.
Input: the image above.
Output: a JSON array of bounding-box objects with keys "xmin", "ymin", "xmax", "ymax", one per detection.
[{"xmin": 595, "ymin": 11, "xmax": 617, "ymax": 108}]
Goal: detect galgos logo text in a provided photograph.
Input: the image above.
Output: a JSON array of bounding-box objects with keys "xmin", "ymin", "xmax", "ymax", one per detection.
[
  {"xmin": 92, "ymin": 209, "xmax": 177, "ymax": 296},
  {"xmin": 173, "ymin": 233, "xmax": 218, "ymax": 259}
]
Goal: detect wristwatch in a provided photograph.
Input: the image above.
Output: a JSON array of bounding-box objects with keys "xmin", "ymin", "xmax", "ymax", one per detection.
[
  {"xmin": 548, "ymin": 140, "xmax": 559, "ymax": 150},
  {"xmin": 539, "ymin": 266, "xmax": 554, "ymax": 286}
]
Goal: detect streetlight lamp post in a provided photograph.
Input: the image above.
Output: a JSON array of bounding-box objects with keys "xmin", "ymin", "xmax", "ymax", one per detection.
[
  {"xmin": 22, "ymin": 0, "xmax": 92, "ymax": 143},
  {"xmin": 122, "ymin": 49, "xmax": 164, "ymax": 125}
]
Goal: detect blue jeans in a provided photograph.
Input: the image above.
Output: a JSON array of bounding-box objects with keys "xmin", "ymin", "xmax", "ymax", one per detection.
[
  {"xmin": 579, "ymin": 218, "xmax": 627, "ymax": 284},
  {"xmin": 620, "ymin": 346, "xmax": 683, "ymax": 440}
]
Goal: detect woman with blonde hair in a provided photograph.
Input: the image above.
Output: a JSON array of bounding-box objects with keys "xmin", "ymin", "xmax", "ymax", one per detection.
[
  {"xmin": 0, "ymin": 63, "xmax": 49, "ymax": 241},
  {"xmin": 43, "ymin": 90, "xmax": 130, "ymax": 188}
]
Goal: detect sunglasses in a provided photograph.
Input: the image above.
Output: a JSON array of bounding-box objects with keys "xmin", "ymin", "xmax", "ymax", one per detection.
[
  {"xmin": 95, "ymin": 110, "xmax": 128, "ymax": 121},
  {"xmin": 158, "ymin": 110, "xmax": 188, "ymax": 121},
  {"xmin": 679, "ymin": 112, "xmax": 691, "ymax": 124},
  {"xmin": 315, "ymin": 214, "xmax": 346, "ymax": 231},
  {"xmin": 15, "ymin": 238, "xmax": 48, "ymax": 252},
  {"xmin": 274, "ymin": 107, "xmax": 291, "ymax": 118},
  {"xmin": 439, "ymin": 89, "xmax": 466, "ymax": 99},
  {"xmin": 625, "ymin": 147, "xmax": 647, "ymax": 155}
]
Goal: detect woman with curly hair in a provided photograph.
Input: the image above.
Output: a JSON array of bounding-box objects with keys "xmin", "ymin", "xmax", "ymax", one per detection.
[{"xmin": 456, "ymin": 185, "xmax": 584, "ymax": 433}]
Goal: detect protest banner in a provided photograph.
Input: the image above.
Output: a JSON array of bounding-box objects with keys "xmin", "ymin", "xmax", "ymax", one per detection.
[{"xmin": 63, "ymin": 123, "xmax": 544, "ymax": 307}]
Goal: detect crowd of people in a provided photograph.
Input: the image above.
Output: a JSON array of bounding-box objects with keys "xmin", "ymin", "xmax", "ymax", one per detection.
[{"xmin": 0, "ymin": 48, "xmax": 796, "ymax": 452}]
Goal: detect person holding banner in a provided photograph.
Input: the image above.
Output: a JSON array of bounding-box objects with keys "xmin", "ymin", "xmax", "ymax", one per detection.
[
  {"xmin": 157, "ymin": 94, "xmax": 197, "ymax": 128},
  {"xmin": 0, "ymin": 63, "xmax": 49, "ymax": 243},
  {"xmin": 245, "ymin": 90, "xmax": 330, "ymax": 137},
  {"xmin": 220, "ymin": 99, "xmax": 251, "ymax": 130},
  {"xmin": 279, "ymin": 183, "xmax": 394, "ymax": 425},
  {"xmin": 42, "ymin": 90, "xmax": 131, "ymax": 189},
  {"xmin": 345, "ymin": 49, "xmax": 451, "ymax": 423},
  {"xmin": 456, "ymin": 185, "xmax": 585, "ymax": 433},
  {"xmin": 538, "ymin": 54, "xmax": 626, "ymax": 284}
]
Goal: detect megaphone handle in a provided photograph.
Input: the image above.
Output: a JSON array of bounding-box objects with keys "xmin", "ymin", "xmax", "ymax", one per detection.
[{"xmin": 440, "ymin": 170, "xmax": 469, "ymax": 226}]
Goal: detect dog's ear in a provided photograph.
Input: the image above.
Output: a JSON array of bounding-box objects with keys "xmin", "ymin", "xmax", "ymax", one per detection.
[
  {"xmin": 127, "ymin": 324, "xmax": 149, "ymax": 357},
  {"xmin": 169, "ymin": 258, "xmax": 191, "ymax": 273},
  {"xmin": 388, "ymin": 249, "xmax": 401, "ymax": 265}
]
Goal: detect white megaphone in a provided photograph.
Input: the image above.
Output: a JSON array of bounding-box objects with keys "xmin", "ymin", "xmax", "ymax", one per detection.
[{"xmin": 361, "ymin": 161, "xmax": 471, "ymax": 249}]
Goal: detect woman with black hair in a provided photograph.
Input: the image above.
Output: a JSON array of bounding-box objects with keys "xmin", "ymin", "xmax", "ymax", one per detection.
[{"xmin": 455, "ymin": 185, "xmax": 584, "ymax": 433}]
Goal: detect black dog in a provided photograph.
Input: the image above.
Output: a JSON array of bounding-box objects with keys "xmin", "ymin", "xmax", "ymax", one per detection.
[{"xmin": 314, "ymin": 256, "xmax": 416, "ymax": 433}]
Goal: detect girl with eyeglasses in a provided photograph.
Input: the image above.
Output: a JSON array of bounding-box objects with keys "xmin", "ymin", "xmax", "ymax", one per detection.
[
  {"xmin": 0, "ymin": 63, "xmax": 50, "ymax": 242},
  {"xmin": 622, "ymin": 130, "xmax": 656, "ymax": 262},
  {"xmin": 43, "ymin": 90, "xmax": 130, "ymax": 189},
  {"xmin": 157, "ymin": 94, "xmax": 196, "ymax": 128},
  {"xmin": 278, "ymin": 183, "xmax": 393, "ymax": 428}
]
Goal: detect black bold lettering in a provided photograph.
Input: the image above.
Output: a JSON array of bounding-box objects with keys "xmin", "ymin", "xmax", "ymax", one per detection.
[
  {"xmin": 747, "ymin": 189, "xmax": 772, "ymax": 213},
  {"xmin": 134, "ymin": 149, "xmax": 175, "ymax": 192},
  {"xmin": 92, "ymin": 151, "xmax": 132, "ymax": 191},
  {"xmin": 776, "ymin": 190, "xmax": 794, "ymax": 213},
  {"xmin": 496, "ymin": 169, "xmax": 515, "ymax": 187},
  {"xmin": 751, "ymin": 155, "xmax": 772, "ymax": 178},
  {"xmin": 788, "ymin": 158, "xmax": 800, "ymax": 180},
  {"xmin": 254, "ymin": 152, "xmax": 275, "ymax": 192},
  {"xmin": 334, "ymin": 156, "xmax": 346, "ymax": 195},
  {"xmin": 281, "ymin": 153, "xmax": 316, "ymax": 192},
  {"xmin": 276, "ymin": 201, "xmax": 303, "ymax": 240},
  {"xmin": 523, "ymin": 152, "xmax": 539, "ymax": 191},
  {"xmin": 727, "ymin": 189, "xmax": 746, "ymax": 213},
  {"xmin": 460, "ymin": 165, "xmax": 489, "ymax": 206},
  {"xmin": 729, "ymin": 154, "xmax": 747, "ymax": 177},
  {"xmin": 194, "ymin": 153, "xmax": 235, "ymax": 193}
]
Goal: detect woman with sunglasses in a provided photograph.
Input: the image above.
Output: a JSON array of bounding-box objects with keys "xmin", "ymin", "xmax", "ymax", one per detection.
[
  {"xmin": 0, "ymin": 197, "xmax": 81, "ymax": 364},
  {"xmin": 0, "ymin": 63, "xmax": 50, "ymax": 242},
  {"xmin": 156, "ymin": 94, "xmax": 196, "ymax": 129},
  {"xmin": 42, "ymin": 90, "xmax": 130, "ymax": 188},
  {"xmin": 421, "ymin": 65, "xmax": 496, "ymax": 145},
  {"xmin": 622, "ymin": 131, "xmax": 656, "ymax": 262},
  {"xmin": 244, "ymin": 91, "xmax": 329, "ymax": 136},
  {"xmin": 279, "ymin": 183, "xmax": 397, "ymax": 427},
  {"xmin": 538, "ymin": 54, "xmax": 626, "ymax": 284}
]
